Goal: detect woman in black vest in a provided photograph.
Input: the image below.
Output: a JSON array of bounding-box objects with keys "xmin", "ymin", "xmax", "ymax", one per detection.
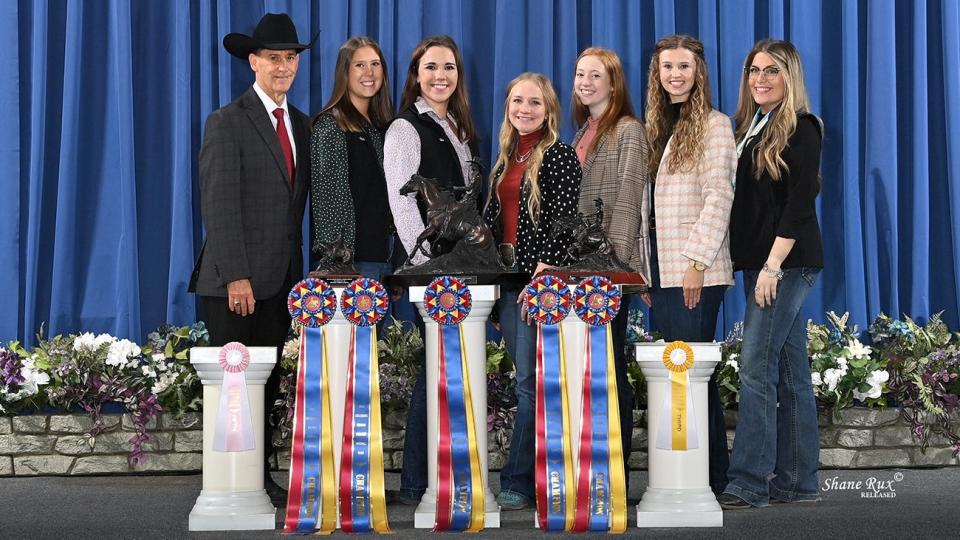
[
  {"xmin": 311, "ymin": 36, "xmax": 395, "ymax": 282},
  {"xmin": 384, "ymin": 34, "xmax": 479, "ymax": 505}
]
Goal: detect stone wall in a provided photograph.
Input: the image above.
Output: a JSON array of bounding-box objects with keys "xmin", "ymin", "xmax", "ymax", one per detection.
[
  {"xmin": 2, "ymin": 408, "xmax": 957, "ymax": 477},
  {"xmin": 0, "ymin": 413, "xmax": 202, "ymax": 476}
]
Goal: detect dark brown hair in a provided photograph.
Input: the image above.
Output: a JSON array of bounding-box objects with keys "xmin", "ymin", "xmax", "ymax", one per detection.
[
  {"xmin": 398, "ymin": 35, "xmax": 477, "ymax": 143},
  {"xmin": 319, "ymin": 36, "xmax": 394, "ymax": 131}
]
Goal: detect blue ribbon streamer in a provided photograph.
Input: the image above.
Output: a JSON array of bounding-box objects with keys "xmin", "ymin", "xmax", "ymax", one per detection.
[
  {"xmin": 298, "ymin": 327, "xmax": 324, "ymax": 532},
  {"xmin": 441, "ymin": 324, "xmax": 474, "ymax": 530},
  {"xmin": 350, "ymin": 325, "xmax": 373, "ymax": 532},
  {"xmin": 587, "ymin": 325, "xmax": 610, "ymax": 531},
  {"xmin": 541, "ymin": 324, "xmax": 568, "ymax": 531}
]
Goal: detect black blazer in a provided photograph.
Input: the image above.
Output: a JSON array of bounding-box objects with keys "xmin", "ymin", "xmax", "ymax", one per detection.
[
  {"xmin": 483, "ymin": 142, "xmax": 582, "ymax": 273},
  {"xmin": 730, "ymin": 112, "xmax": 823, "ymax": 270},
  {"xmin": 189, "ymin": 87, "xmax": 311, "ymax": 299}
]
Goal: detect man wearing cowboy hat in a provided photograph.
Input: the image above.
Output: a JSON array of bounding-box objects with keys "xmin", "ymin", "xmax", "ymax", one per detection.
[{"xmin": 189, "ymin": 12, "xmax": 315, "ymax": 503}]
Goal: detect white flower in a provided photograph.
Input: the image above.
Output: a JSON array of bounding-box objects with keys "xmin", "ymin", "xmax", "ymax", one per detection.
[
  {"xmin": 151, "ymin": 353, "xmax": 166, "ymax": 363},
  {"xmin": 73, "ymin": 332, "xmax": 97, "ymax": 352},
  {"xmin": 846, "ymin": 339, "xmax": 873, "ymax": 360},
  {"xmin": 15, "ymin": 358, "xmax": 50, "ymax": 397},
  {"xmin": 823, "ymin": 368, "xmax": 844, "ymax": 392},
  {"xmin": 854, "ymin": 369, "xmax": 890, "ymax": 401},
  {"xmin": 811, "ymin": 372, "xmax": 822, "ymax": 386},
  {"xmin": 836, "ymin": 357, "xmax": 848, "ymax": 370},
  {"xmin": 728, "ymin": 352, "xmax": 739, "ymax": 361},
  {"xmin": 728, "ymin": 360, "xmax": 739, "ymax": 373},
  {"xmin": 141, "ymin": 365, "xmax": 157, "ymax": 378},
  {"xmin": 106, "ymin": 339, "xmax": 141, "ymax": 367},
  {"xmin": 151, "ymin": 372, "xmax": 178, "ymax": 395},
  {"xmin": 282, "ymin": 338, "xmax": 300, "ymax": 360}
]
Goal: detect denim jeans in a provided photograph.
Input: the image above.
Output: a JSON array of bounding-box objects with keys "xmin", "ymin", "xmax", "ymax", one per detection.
[
  {"xmin": 724, "ymin": 267, "xmax": 821, "ymax": 507},
  {"xmin": 649, "ymin": 284, "xmax": 730, "ymax": 494},
  {"xmin": 610, "ymin": 296, "xmax": 635, "ymax": 493},
  {"xmin": 496, "ymin": 287, "xmax": 538, "ymax": 499}
]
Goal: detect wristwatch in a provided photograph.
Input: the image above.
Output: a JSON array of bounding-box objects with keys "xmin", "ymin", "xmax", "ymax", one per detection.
[{"xmin": 691, "ymin": 260, "xmax": 707, "ymax": 272}]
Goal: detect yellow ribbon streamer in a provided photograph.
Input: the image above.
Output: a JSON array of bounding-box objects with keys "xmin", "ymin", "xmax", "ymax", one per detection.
[
  {"xmin": 458, "ymin": 328, "xmax": 486, "ymax": 532},
  {"xmin": 319, "ymin": 331, "xmax": 338, "ymax": 534},
  {"xmin": 662, "ymin": 341, "xmax": 695, "ymax": 452},
  {"xmin": 367, "ymin": 326, "xmax": 392, "ymax": 533},
  {"xmin": 605, "ymin": 328, "xmax": 627, "ymax": 533},
  {"xmin": 558, "ymin": 324, "xmax": 576, "ymax": 531}
]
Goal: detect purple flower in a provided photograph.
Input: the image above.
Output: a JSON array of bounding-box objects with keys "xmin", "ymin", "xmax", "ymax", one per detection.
[{"xmin": 0, "ymin": 348, "xmax": 25, "ymax": 390}]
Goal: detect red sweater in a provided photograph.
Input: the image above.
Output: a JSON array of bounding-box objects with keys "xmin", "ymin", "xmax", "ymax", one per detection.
[{"xmin": 498, "ymin": 129, "xmax": 542, "ymax": 244}]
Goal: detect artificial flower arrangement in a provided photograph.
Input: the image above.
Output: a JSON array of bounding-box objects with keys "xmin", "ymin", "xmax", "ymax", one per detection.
[{"xmin": 4, "ymin": 311, "xmax": 959, "ymax": 462}]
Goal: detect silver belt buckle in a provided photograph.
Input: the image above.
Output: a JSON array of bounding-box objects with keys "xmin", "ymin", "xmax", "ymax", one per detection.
[{"xmin": 498, "ymin": 243, "xmax": 516, "ymax": 268}]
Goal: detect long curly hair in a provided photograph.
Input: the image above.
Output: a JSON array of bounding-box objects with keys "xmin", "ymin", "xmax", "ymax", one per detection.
[
  {"xmin": 571, "ymin": 47, "xmax": 636, "ymax": 157},
  {"xmin": 487, "ymin": 73, "xmax": 561, "ymax": 223},
  {"xmin": 318, "ymin": 36, "xmax": 394, "ymax": 132},
  {"xmin": 733, "ymin": 39, "xmax": 811, "ymax": 182},
  {"xmin": 398, "ymin": 35, "xmax": 477, "ymax": 144},
  {"xmin": 644, "ymin": 35, "xmax": 712, "ymax": 176}
]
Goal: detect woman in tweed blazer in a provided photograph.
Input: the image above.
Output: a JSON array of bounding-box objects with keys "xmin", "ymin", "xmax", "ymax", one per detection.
[
  {"xmin": 644, "ymin": 35, "xmax": 736, "ymax": 495},
  {"xmin": 570, "ymin": 47, "xmax": 648, "ymax": 495}
]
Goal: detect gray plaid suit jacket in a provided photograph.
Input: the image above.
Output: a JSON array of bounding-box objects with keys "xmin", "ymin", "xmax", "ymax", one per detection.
[{"xmin": 189, "ymin": 86, "xmax": 311, "ymax": 299}]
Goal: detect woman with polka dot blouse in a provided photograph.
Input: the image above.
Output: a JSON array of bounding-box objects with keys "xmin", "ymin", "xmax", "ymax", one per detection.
[
  {"xmin": 570, "ymin": 47, "xmax": 648, "ymax": 495},
  {"xmin": 483, "ymin": 73, "xmax": 582, "ymax": 510},
  {"xmin": 311, "ymin": 36, "xmax": 395, "ymax": 280},
  {"xmin": 384, "ymin": 35, "xmax": 479, "ymax": 507}
]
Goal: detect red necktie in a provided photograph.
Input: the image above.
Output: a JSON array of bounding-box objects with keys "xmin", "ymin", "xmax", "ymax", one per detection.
[{"xmin": 273, "ymin": 108, "xmax": 295, "ymax": 186}]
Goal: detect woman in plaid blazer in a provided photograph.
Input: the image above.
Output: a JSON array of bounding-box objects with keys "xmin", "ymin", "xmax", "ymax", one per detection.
[
  {"xmin": 570, "ymin": 47, "xmax": 648, "ymax": 497},
  {"xmin": 644, "ymin": 35, "xmax": 737, "ymax": 495}
]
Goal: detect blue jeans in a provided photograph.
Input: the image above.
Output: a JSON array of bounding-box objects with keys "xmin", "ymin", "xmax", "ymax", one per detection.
[
  {"xmin": 724, "ymin": 267, "xmax": 821, "ymax": 507},
  {"xmin": 496, "ymin": 287, "xmax": 538, "ymax": 499},
  {"xmin": 649, "ymin": 284, "xmax": 730, "ymax": 494}
]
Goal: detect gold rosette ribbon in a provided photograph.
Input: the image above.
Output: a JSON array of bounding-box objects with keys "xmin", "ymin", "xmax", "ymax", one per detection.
[{"xmin": 657, "ymin": 341, "xmax": 699, "ymax": 451}]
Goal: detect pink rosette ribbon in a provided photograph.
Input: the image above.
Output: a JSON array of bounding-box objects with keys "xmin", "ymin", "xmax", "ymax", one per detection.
[{"xmin": 212, "ymin": 342, "xmax": 256, "ymax": 452}]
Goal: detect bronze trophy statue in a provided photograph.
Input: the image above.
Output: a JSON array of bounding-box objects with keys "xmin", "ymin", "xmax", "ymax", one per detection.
[
  {"xmin": 309, "ymin": 238, "xmax": 360, "ymax": 284},
  {"xmin": 388, "ymin": 161, "xmax": 525, "ymax": 287},
  {"xmin": 542, "ymin": 198, "xmax": 648, "ymax": 292}
]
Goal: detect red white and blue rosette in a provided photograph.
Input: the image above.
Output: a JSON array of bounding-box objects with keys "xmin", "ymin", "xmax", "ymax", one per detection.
[
  {"xmin": 526, "ymin": 275, "xmax": 575, "ymax": 530},
  {"xmin": 340, "ymin": 278, "xmax": 389, "ymax": 327},
  {"xmin": 423, "ymin": 276, "xmax": 484, "ymax": 531},
  {"xmin": 570, "ymin": 276, "xmax": 626, "ymax": 532},
  {"xmin": 338, "ymin": 277, "xmax": 391, "ymax": 532},
  {"xmin": 288, "ymin": 277, "xmax": 337, "ymax": 327},
  {"xmin": 424, "ymin": 276, "xmax": 472, "ymax": 326},
  {"xmin": 573, "ymin": 275, "xmax": 621, "ymax": 326},
  {"xmin": 525, "ymin": 275, "xmax": 571, "ymax": 326}
]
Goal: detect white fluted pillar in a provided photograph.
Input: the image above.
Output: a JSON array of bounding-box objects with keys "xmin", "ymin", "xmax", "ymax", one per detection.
[
  {"xmin": 188, "ymin": 346, "xmax": 276, "ymax": 531},
  {"xmin": 635, "ymin": 342, "xmax": 722, "ymax": 527},
  {"xmin": 410, "ymin": 284, "xmax": 501, "ymax": 529}
]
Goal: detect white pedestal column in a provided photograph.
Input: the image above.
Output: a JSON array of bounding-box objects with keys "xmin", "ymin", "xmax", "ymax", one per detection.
[
  {"xmin": 317, "ymin": 287, "xmax": 352, "ymax": 527},
  {"xmin": 188, "ymin": 346, "xmax": 277, "ymax": 531},
  {"xmin": 635, "ymin": 342, "xmax": 722, "ymax": 528},
  {"xmin": 410, "ymin": 284, "xmax": 501, "ymax": 529}
]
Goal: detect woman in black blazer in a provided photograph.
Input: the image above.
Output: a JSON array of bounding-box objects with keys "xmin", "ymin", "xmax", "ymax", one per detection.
[{"xmin": 720, "ymin": 39, "xmax": 824, "ymax": 510}]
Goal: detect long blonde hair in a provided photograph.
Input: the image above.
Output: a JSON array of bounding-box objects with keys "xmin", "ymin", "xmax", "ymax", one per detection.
[
  {"xmin": 488, "ymin": 73, "xmax": 561, "ymax": 223},
  {"xmin": 571, "ymin": 47, "xmax": 636, "ymax": 158},
  {"xmin": 644, "ymin": 35, "xmax": 712, "ymax": 176},
  {"xmin": 733, "ymin": 39, "xmax": 811, "ymax": 182}
]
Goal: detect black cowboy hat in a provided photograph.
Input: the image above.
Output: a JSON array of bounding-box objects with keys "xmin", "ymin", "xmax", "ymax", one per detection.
[{"xmin": 223, "ymin": 13, "xmax": 317, "ymax": 59}]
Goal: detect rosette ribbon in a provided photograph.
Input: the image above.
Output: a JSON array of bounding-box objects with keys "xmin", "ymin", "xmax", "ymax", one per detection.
[
  {"xmin": 338, "ymin": 278, "xmax": 391, "ymax": 533},
  {"xmin": 424, "ymin": 276, "xmax": 485, "ymax": 532},
  {"xmin": 526, "ymin": 275, "xmax": 576, "ymax": 532},
  {"xmin": 212, "ymin": 342, "xmax": 256, "ymax": 452},
  {"xmin": 656, "ymin": 341, "xmax": 699, "ymax": 451},
  {"xmin": 284, "ymin": 278, "xmax": 338, "ymax": 534},
  {"xmin": 571, "ymin": 276, "xmax": 626, "ymax": 533}
]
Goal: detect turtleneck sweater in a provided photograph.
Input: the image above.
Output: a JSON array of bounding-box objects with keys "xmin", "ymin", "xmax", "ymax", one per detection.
[
  {"xmin": 575, "ymin": 116, "xmax": 599, "ymax": 164},
  {"xmin": 498, "ymin": 127, "xmax": 543, "ymax": 244}
]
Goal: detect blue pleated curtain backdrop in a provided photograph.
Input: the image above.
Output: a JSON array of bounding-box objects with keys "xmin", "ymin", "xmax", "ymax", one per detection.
[{"xmin": 3, "ymin": 0, "xmax": 959, "ymax": 346}]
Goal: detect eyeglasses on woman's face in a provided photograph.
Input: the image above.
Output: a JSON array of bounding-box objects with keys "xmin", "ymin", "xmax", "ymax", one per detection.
[{"xmin": 745, "ymin": 65, "xmax": 781, "ymax": 80}]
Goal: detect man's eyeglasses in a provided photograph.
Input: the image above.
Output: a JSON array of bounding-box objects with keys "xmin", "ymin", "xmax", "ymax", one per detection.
[{"xmin": 746, "ymin": 66, "xmax": 781, "ymax": 79}]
